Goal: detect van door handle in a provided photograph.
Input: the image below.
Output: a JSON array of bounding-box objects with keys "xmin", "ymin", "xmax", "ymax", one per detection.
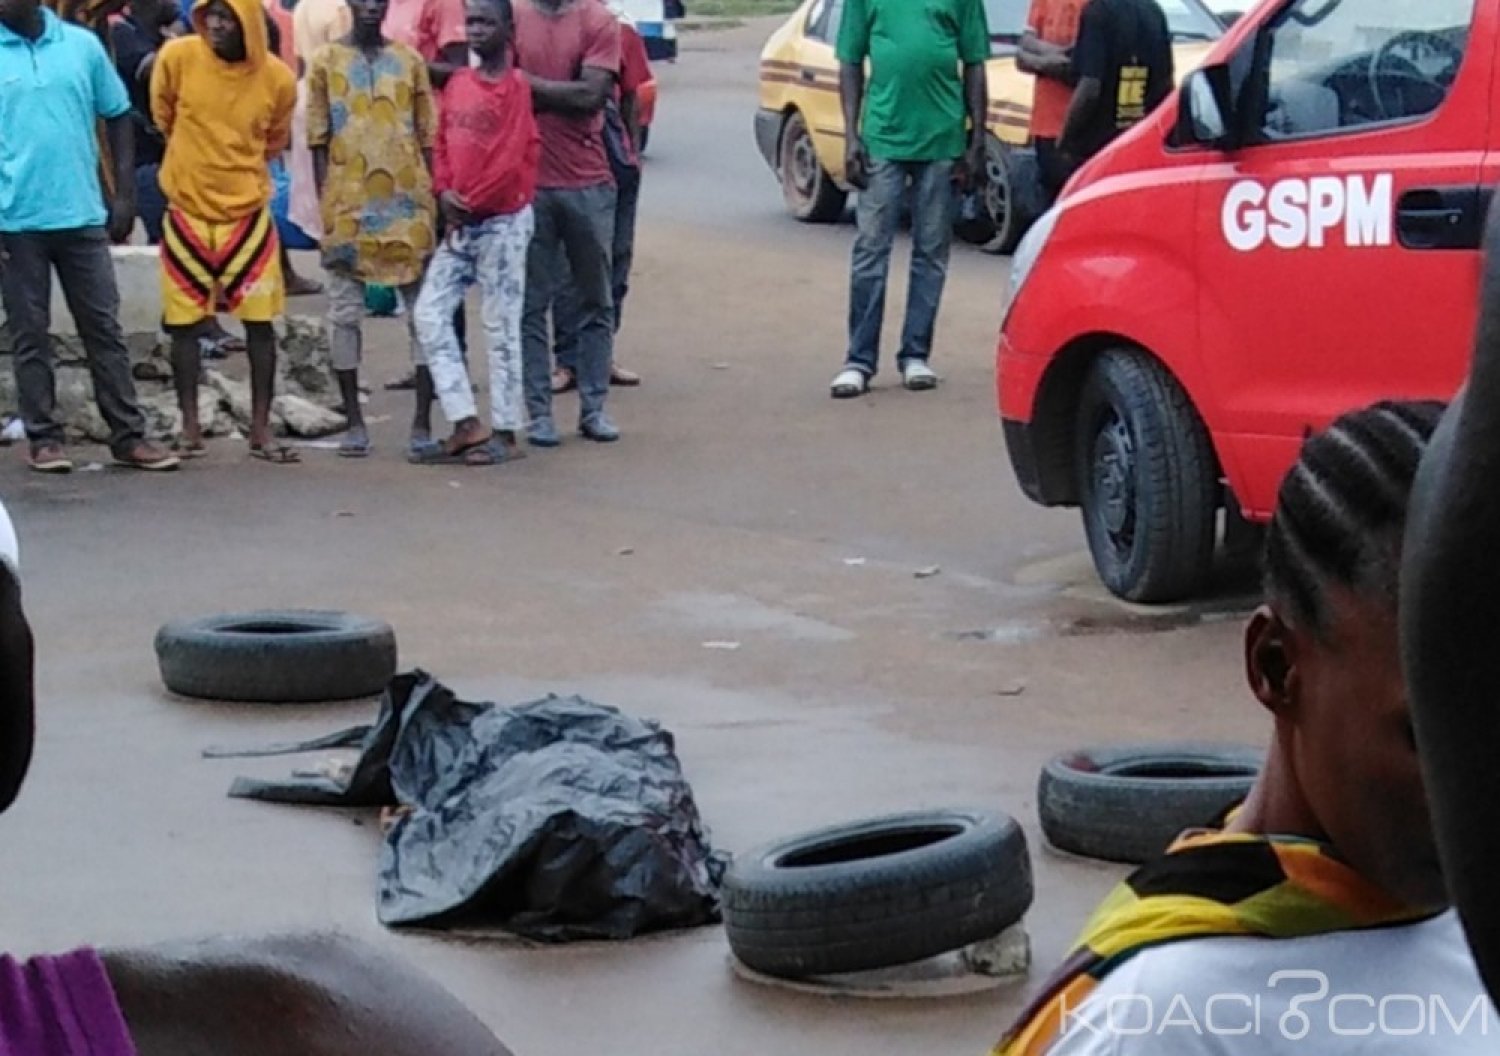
[
  {"xmin": 1397, "ymin": 186, "xmax": 1489, "ymax": 250},
  {"xmin": 800, "ymin": 68, "xmax": 818, "ymax": 83}
]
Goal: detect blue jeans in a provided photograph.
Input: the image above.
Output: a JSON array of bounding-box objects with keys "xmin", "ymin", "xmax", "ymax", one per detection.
[
  {"xmin": 135, "ymin": 164, "xmax": 167, "ymax": 245},
  {"xmin": 521, "ymin": 184, "xmax": 616, "ymax": 424},
  {"xmin": 845, "ymin": 158, "xmax": 956, "ymax": 377}
]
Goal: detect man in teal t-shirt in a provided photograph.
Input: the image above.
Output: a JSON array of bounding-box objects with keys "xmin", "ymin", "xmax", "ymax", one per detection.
[
  {"xmin": 830, "ymin": 0, "xmax": 989, "ymax": 399},
  {"xmin": 0, "ymin": 0, "xmax": 178, "ymax": 473}
]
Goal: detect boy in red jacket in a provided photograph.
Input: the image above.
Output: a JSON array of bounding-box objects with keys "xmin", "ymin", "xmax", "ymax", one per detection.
[{"xmin": 411, "ymin": 0, "xmax": 539, "ymax": 464}]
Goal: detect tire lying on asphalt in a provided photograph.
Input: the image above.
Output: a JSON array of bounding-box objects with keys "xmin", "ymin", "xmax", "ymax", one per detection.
[
  {"xmin": 156, "ymin": 610, "xmax": 397, "ymax": 703},
  {"xmin": 722, "ymin": 809, "xmax": 1033, "ymax": 978},
  {"xmin": 1038, "ymin": 744, "xmax": 1262, "ymax": 865}
]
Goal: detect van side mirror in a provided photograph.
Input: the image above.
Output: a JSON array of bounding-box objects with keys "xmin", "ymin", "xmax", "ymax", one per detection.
[
  {"xmin": 1177, "ymin": 65, "xmax": 1237, "ymax": 150},
  {"xmin": 1215, "ymin": 9, "xmax": 1244, "ymax": 27}
]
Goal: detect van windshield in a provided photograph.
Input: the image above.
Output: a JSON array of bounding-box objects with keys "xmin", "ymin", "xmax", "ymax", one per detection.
[{"xmin": 985, "ymin": 0, "xmax": 1225, "ymax": 47}]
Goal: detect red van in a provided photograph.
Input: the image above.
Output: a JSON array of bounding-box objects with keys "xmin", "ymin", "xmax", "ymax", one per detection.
[{"xmin": 997, "ymin": 0, "xmax": 1489, "ymax": 603}]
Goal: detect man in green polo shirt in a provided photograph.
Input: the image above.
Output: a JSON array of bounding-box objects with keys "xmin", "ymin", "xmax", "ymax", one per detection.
[{"xmin": 830, "ymin": 0, "xmax": 989, "ymax": 399}]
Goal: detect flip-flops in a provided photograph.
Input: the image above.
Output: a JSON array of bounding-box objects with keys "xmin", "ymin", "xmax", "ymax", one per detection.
[
  {"xmin": 338, "ymin": 433, "xmax": 371, "ymax": 459},
  {"xmin": 408, "ymin": 434, "xmax": 517, "ymax": 467},
  {"xmin": 249, "ymin": 443, "xmax": 301, "ymax": 465}
]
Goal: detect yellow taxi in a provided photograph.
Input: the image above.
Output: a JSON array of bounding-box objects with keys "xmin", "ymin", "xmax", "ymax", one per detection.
[{"xmin": 754, "ymin": 0, "xmax": 1223, "ymax": 252}]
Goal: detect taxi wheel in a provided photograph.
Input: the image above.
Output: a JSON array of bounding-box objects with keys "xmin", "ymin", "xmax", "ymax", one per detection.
[
  {"xmin": 779, "ymin": 111, "xmax": 847, "ymax": 223},
  {"xmin": 1075, "ymin": 351, "xmax": 1218, "ymax": 603},
  {"xmin": 953, "ymin": 136, "xmax": 1023, "ymax": 255},
  {"xmin": 978, "ymin": 136, "xmax": 1022, "ymax": 255}
]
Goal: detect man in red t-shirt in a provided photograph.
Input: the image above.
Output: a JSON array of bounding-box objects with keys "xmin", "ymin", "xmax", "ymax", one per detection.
[
  {"xmin": 513, "ymin": 0, "xmax": 622, "ymax": 446},
  {"xmin": 551, "ymin": 11, "xmax": 648, "ymax": 394},
  {"xmin": 1018, "ymin": 0, "xmax": 1083, "ymax": 201},
  {"xmin": 410, "ymin": 0, "xmax": 541, "ymax": 464}
]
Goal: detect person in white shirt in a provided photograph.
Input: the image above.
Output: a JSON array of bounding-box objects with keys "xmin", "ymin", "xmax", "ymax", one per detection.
[{"xmin": 995, "ymin": 400, "xmax": 1497, "ymax": 1056}]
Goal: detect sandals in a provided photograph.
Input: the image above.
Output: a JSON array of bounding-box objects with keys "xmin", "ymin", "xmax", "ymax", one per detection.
[
  {"xmin": 249, "ymin": 443, "xmax": 302, "ymax": 465},
  {"xmin": 338, "ymin": 431, "xmax": 371, "ymax": 459},
  {"xmin": 551, "ymin": 367, "xmax": 577, "ymax": 394},
  {"xmin": 198, "ymin": 333, "xmax": 247, "ymax": 360}
]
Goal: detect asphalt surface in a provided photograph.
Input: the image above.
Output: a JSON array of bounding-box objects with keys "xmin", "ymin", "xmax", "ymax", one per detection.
[{"xmin": 0, "ymin": 20, "xmax": 1265, "ymax": 1056}]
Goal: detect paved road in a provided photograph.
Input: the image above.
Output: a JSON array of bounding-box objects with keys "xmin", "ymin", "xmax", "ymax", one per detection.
[{"xmin": 0, "ymin": 21, "xmax": 1262, "ymax": 1056}]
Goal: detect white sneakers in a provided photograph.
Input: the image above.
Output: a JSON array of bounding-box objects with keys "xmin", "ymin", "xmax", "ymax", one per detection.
[
  {"xmin": 902, "ymin": 361, "xmax": 938, "ymax": 391},
  {"xmin": 830, "ymin": 363, "xmax": 940, "ymax": 398},
  {"xmin": 830, "ymin": 368, "xmax": 869, "ymax": 399}
]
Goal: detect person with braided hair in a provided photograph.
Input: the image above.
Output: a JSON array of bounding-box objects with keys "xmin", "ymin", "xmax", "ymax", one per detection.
[{"xmin": 995, "ymin": 400, "xmax": 1497, "ymax": 1055}]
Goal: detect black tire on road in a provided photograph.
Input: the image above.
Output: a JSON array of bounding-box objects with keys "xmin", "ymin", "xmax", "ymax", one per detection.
[
  {"xmin": 1075, "ymin": 350, "xmax": 1220, "ymax": 603},
  {"xmin": 779, "ymin": 110, "xmax": 847, "ymax": 224},
  {"xmin": 1038, "ymin": 744, "xmax": 1262, "ymax": 864},
  {"xmin": 722, "ymin": 809, "xmax": 1033, "ymax": 979},
  {"xmin": 156, "ymin": 610, "xmax": 397, "ymax": 703}
]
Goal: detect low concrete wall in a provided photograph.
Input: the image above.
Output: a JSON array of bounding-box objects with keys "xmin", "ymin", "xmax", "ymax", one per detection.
[{"xmin": 0, "ymin": 245, "xmax": 164, "ymax": 338}]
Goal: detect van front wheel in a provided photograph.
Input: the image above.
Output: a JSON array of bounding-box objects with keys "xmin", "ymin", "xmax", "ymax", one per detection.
[{"xmin": 1075, "ymin": 351, "xmax": 1218, "ymax": 603}]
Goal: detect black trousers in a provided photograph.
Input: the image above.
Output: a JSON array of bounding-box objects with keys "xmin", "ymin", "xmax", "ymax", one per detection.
[{"xmin": 0, "ymin": 227, "xmax": 146, "ymax": 452}]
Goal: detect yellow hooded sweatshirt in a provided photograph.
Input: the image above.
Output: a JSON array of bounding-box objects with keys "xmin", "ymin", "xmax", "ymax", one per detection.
[{"xmin": 151, "ymin": 0, "xmax": 297, "ymax": 223}]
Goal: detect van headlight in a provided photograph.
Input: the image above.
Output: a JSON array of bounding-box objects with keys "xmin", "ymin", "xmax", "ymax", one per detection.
[{"xmin": 1002, "ymin": 204, "xmax": 1063, "ymax": 330}]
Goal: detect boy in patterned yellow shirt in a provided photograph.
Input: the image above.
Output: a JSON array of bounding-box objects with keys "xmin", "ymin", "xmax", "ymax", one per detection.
[{"xmin": 307, "ymin": 0, "xmax": 436, "ymax": 457}]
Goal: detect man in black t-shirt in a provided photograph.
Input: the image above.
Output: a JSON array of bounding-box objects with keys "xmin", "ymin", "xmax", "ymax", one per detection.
[{"xmin": 1057, "ymin": 0, "xmax": 1172, "ymax": 169}]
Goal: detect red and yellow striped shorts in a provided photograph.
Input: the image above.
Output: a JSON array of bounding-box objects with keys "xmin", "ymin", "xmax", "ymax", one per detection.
[{"xmin": 160, "ymin": 206, "xmax": 284, "ymax": 327}]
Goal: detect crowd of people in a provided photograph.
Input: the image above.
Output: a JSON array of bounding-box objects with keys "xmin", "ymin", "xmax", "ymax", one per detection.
[{"xmin": 0, "ymin": 0, "xmax": 652, "ymax": 472}]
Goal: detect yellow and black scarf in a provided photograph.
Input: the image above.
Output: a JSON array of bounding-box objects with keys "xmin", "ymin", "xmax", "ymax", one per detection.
[{"xmin": 993, "ymin": 829, "xmax": 1433, "ymax": 1055}]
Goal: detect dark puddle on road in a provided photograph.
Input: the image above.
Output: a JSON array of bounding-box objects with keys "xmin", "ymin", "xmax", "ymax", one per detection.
[
  {"xmin": 951, "ymin": 548, "xmax": 1261, "ymax": 644},
  {"xmin": 946, "ymin": 605, "xmax": 1250, "ymax": 645}
]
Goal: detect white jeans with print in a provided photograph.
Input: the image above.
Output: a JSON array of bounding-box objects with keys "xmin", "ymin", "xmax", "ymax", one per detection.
[{"xmin": 414, "ymin": 207, "xmax": 534, "ymax": 431}]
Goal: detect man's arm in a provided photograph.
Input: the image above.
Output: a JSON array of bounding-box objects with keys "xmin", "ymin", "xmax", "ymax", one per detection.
[
  {"xmin": 1057, "ymin": 77, "xmax": 1101, "ymax": 154},
  {"xmin": 527, "ymin": 66, "xmax": 615, "ymax": 115},
  {"xmin": 104, "ymin": 935, "xmax": 517, "ymax": 1056},
  {"xmin": 149, "ymin": 44, "xmax": 177, "ymax": 138},
  {"xmin": 423, "ymin": 0, "xmax": 467, "ymax": 87},
  {"xmin": 620, "ymin": 91, "xmax": 641, "ymax": 155},
  {"xmin": 91, "ymin": 40, "xmax": 136, "ymax": 240},
  {"xmin": 960, "ymin": 62, "xmax": 987, "ymax": 187},
  {"xmin": 1058, "ymin": 0, "xmax": 1106, "ymax": 157},
  {"xmin": 426, "ymin": 42, "xmax": 467, "ymax": 88},
  {"xmin": 305, "ymin": 55, "xmax": 330, "ymax": 197},
  {"xmin": 529, "ymin": 6, "xmax": 619, "ymax": 115},
  {"xmin": 1017, "ymin": 31, "xmax": 1072, "ymax": 80},
  {"xmin": 837, "ymin": 62, "xmax": 869, "ymax": 190},
  {"xmin": 834, "ymin": 0, "xmax": 871, "ymax": 188},
  {"xmin": 105, "ymin": 114, "xmax": 136, "ymax": 206},
  {"xmin": 1401, "ymin": 207, "xmax": 1500, "ymax": 1005},
  {"xmin": 265, "ymin": 67, "xmax": 297, "ymax": 158},
  {"xmin": 412, "ymin": 58, "xmax": 438, "ymax": 165}
]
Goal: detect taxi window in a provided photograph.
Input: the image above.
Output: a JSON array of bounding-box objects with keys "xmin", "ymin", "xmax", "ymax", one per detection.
[
  {"xmin": 806, "ymin": 0, "xmax": 843, "ymax": 42},
  {"xmin": 1255, "ymin": 0, "xmax": 1476, "ymax": 141}
]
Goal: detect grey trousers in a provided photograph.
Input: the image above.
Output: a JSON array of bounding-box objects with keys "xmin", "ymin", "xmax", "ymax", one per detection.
[
  {"xmin": 326, "ymin": 271, "xmax": 423, "ymax": 370},
  {"xmin": 521, "ymin": 184, "xmax": 616, "ymax": 424},
  {"xmin": 555, "ymin": 162, "xmax": 640, "ymax": 370},
  {"xmin": 0, "ymin": 227, "xmax": 147, "ymax": 452}
]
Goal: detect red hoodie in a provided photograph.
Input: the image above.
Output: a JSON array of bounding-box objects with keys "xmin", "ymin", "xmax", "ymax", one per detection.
[{"xmin": 432, "ymin": 67, "xmax": 540, "ymax": 220}]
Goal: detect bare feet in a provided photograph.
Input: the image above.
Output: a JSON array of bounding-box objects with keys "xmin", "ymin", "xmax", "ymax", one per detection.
[{"xmin": 442, "ymin": 418, "xmax": 491, "ymax": 457}]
